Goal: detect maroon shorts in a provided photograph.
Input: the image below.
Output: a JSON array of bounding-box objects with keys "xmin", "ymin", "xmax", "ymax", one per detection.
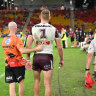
[{"xmin": 33, "ymin": 54, "xmax": 53, "ymax": 71}]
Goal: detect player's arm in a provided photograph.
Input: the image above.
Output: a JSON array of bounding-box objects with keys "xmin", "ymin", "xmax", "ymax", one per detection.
[
  {"xmin": 86, "ymin": 52, "xmax": 94, "ymax": 70},
  {"xmin": 17, "ymin": 37, "xmax": 43, "ymax": 54},
  {"xmin": 55, "ymin": 30, "xmax": 64, "ymax": 68},
  {"xmin": 55, "ymin": 38, "xmax": 64, "ymax": 68},
  {"xmin": 19, "ymin": 45, "xmax": 43, "ymax": 54},
  {"xmin": 26, "ymin": 35, "xmax": 33, "ymax": 60},
  {"xmin": 74, "ymin": 32, "xmax": 75, "ymax": 37},
  {"xmin": 85, "ymin": 40, "xmax": 94, "ymax": 76},
  {"xmin": 74, "ymin": 33, "xmax": 76, "ymax": 39},
  {"xmin": 68, "ymin": 32, "xmax": 71, "ymax": 37}
]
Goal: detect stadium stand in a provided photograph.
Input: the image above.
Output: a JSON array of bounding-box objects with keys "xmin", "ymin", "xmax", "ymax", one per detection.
[
  {"xmin": 0, "ymin": 9, "xmax": 96, "ymax": 35},
  {"xmin": 0, "ymin": 10, "xmax": 28, "ymax": 36}
]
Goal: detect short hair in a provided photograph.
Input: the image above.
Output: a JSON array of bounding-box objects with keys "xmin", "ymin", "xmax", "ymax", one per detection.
[
  {"xmin": 8, "ymin": 21, "xmax": 17, "ymax": 29},
  {"xmin": 41, "ymin": 9, "xmax": 50, "ymax": 20}
]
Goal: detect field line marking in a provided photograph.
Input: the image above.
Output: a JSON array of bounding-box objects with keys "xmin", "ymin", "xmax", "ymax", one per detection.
[{"xmin": 0, "ymin": 73, "xmax": 5, "ymax": 79}]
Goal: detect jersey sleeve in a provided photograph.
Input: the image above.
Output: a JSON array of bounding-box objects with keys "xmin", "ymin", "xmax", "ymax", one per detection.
[
  {"xmin": 16, "ymin": 37, "xmax": 24, "ymax": 49},
  {"xmin": 88, "ymin": 39, "xmax": 95, "ymax": 53},
  {"xmin": 55, "ymin": 29, "xmax": 60, "ymax": 39}
]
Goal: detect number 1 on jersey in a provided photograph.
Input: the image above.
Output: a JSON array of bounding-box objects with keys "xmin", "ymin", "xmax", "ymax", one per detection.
[{"xmin": 40, "ymin": 29, "xmax": 47, "ymax": 39}]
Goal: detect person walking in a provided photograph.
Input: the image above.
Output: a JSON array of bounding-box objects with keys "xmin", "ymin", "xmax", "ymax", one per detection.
[
  {"xmin": 26, "ymin": 9, "xmax": 64, "ymax": 96},
  {"xmin": 2, "ymin": 21, "xmax": 43, "ymax": 96}
]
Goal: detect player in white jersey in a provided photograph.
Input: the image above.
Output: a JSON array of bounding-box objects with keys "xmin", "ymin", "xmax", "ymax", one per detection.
[
  {"xmin": 26, "ymin": 9, "xmax": 64, "ymax": 96},
  {"xmin": 85, "ymin": 39, "xmax": 96, "ymax": 76}
]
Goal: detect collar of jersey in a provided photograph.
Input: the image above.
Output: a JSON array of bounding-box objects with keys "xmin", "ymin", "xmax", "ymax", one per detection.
[{"xmin": 40, "ymin": 23, "xmax": 49, "ymax": 25}]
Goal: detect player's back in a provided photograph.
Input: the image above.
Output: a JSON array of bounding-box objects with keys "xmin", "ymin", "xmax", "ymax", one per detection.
[
  {"xmin": 2, "ymin": 35, "xmax": 23, "ymax": 61},
  {"xmin": 32, "ymin": 23, "xmax": 59, "ymax": 54}
]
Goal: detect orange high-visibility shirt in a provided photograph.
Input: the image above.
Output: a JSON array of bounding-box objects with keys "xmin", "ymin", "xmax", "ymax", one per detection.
[{"xmin": 2, "ymin": 35, "xmax": 24, "ymax": 61}]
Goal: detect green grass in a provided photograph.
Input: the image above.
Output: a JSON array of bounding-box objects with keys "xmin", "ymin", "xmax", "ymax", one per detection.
[{"xmin": 0, "ymin": 38, "xmax": 96, "ymax": 96}]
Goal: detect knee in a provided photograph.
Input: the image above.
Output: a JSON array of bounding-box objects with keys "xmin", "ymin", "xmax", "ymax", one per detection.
[
  {"xmin": 34, "ymin": 78, "xmax": 40, "ymax": 83},
  {"xmin": 34, "ymin": 76, "xmax": 40, "ymax": 81},
  {"xmin": 44, "ymin": 82, "xmax": 51, "ymax": 87},
  {"xmin": 19, "ymin": 79, "xmax": 24, "ymax": 86}
]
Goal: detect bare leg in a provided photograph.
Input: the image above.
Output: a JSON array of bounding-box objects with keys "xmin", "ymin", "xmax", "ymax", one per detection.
[
  {"xmin": 9, "ymin": 83, "xmax": 16, "ymax": 96},
  {"xmin": 72, "ymin": 41, "xmax": 74, "ymax": 46},
  {"xmin": 94, "ymin": 64, "xmax": 96, "ymax": 71},
  {"xmin": 94, "ymin": 57, "xmax": 96, "ymax": 71},
  {"xmin": 33, "ymin": 70, "xmax": 41, "ymax": 96},
  {"xmin": 19, "ymin": 79, "xmax": 24, "ymax": 96},
  {"xmin": 43, "ymin": 70, "xmax": 53, "ymax": 96}
]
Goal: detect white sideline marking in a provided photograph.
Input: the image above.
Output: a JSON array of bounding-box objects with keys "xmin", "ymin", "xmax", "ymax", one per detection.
[{"xmin": 0, "ymin": 73, "xmax": 5, "ymax": 78}]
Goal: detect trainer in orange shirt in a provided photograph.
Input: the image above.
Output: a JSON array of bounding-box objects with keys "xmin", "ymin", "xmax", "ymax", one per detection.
[{"xmin": 2, "ymin": 21, "xmax": 43, "ymax": 96}]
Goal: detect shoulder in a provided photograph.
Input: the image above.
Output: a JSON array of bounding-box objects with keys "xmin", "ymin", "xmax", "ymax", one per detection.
[
  {"xmin": 12, "ymin": 35, "xmax": 22, "ymax": 43},
  {"xmin": 2, "ymin": 37, "xmax": 8, "ymax": 44},
  {"xmin": 49, "ymin": 24, "xmax": 56, "ymax": 30},
  {"xmin": 91, "ymin": 38, "xmax": 96, "ymax": 42},
  {"xmin": 2, "ymin": 36, "xmax": 11, "ymax": 43},
  {"xmin": 32, "ymin": 25, "xmax": 36, "ymax": 29},
  {"xmin": 90, "ymin": 39, "xmax": 96, "ymax": 45},
  {"xmin": 31, "ymin": 23, "xmax": 41, "ymax": 32},
  {"xmin": 12, "ymin": 35, "xmax": 20, "ymax": 39}
]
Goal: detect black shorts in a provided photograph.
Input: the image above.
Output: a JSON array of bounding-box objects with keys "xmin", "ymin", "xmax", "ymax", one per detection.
[
  {"xmin": 33, "ymin": 54, "xmax": 53, "ymax": 71},
  {"xmin": 71, "ymin": 37, "xmax": 74, "ymax": 42},
  {"xmin": 5, "ymin": 65, "xmax": 25, "ymax": 83}
]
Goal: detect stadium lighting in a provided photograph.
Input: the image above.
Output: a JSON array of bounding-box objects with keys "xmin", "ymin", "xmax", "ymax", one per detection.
[
  {"xmin": 70, "ymin": 0, "xmax": 72, "ymax": 5},
  {"xmin": 70, "ymin": 0, "xmax": 74, "ymax": 10},
  {"xmin": 83, "ymin": 0, "xmax": 89, "ymax": 8},
  {"xmin": 11, "ymin": 0, "xmax": 14, "ymax": 1},
  {"xmin": 4, "ymin": 0, "xmax": 7, "ymax": 2},
  {"xmin": 84, "ymin": 0, "xmax": 87, "ymax": 4},
  {"xmin": 1, "ymin": 4, "xmax": 4, "ymax": 6}
]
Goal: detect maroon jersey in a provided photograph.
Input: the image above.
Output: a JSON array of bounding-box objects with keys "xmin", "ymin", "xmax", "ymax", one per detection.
[{"xmin": 69, "ymin": 31, "xmax": 74, "ymax": 38}]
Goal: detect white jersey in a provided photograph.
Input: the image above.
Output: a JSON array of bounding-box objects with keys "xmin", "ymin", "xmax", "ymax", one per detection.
[
  {"xmin": 31, "ymin": 23, "xmax": 60, "ymax": 54},
  {"xmin": 88, "ymin": 38, "xmax": 96, "ymax": 53}
]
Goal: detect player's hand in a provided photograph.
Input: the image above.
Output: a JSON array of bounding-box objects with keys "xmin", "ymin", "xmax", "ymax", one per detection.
[
  {"xmin": 85, "ymin": 71, "xmax": 90, "ymax": 77},
  {"xmin": 59, "ymin": 60, "xmax": 64, "ymax": 69},
  {"xmin": 36, "ymin": 45, "xmax": 44, "ymax": 51},
  {"xmin": 25, "ymin": 60, "xmax": 32, "ymax": 71}
]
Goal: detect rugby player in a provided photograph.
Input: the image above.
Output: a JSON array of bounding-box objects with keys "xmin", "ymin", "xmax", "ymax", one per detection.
[
  {"xmin": 26, "ymin": 9, "xmax": 64, "ymax": 96},
  {"xmin": 2, "ymin": 21, "xmax": 43, "ymax": 96},
  {"xmin": 69, "ymin": 28, "xmax": 75, "ymax": 47},
  {"xmin": 85, "ymin": 39, "xmax": 96, "ymax": 79}
]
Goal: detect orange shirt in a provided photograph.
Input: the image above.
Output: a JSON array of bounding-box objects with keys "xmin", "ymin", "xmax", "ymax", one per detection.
[{"xmin": 2, "ymin": 35, "xmax": 24, "ymax": 61}]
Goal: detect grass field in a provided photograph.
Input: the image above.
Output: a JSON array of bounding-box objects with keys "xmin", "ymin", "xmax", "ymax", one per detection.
[{"xmin": 0, "ymin": 37, "xmax": 96, "ymax": 96}]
